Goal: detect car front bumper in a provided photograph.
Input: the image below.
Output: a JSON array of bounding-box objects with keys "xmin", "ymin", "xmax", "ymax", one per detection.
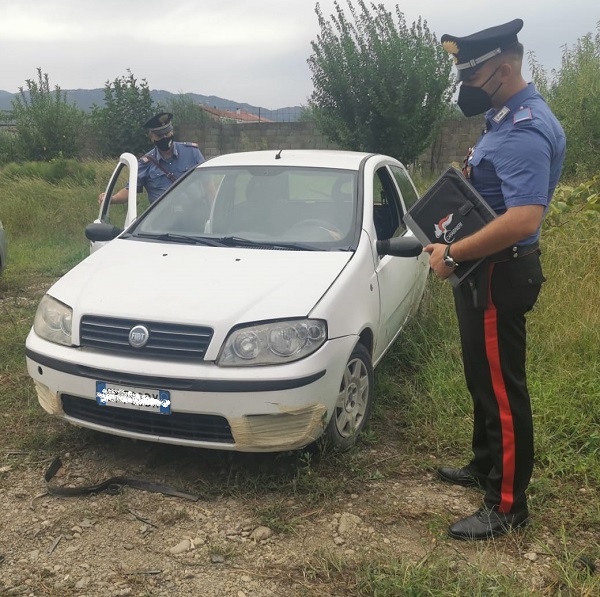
[{"xmin": 25, "ymin": 331, "xmax": 358, "ymax": 452}]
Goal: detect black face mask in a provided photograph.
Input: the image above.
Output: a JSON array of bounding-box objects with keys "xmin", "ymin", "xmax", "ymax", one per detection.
[
  {"xmin": 154, "ymin": 135, "xmax": 174, "ymax": 152},
  {"xmin": 457, "ymin": 66, "xmax": 503, "ymax": 117}
]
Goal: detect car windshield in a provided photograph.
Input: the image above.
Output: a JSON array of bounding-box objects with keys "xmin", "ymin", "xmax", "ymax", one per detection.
[{"xmin": 129, "ymin": 165, "xmax": 358, "ymax": 250}]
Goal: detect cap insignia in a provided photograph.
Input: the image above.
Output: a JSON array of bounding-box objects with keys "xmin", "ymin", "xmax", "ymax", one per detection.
[{"xmin": 442, "ymin": 40, "xmax": 459, "ymax": 55}]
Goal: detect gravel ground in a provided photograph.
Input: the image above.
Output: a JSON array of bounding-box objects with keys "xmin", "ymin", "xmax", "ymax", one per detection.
[{"xmin": 0, "ymin": 433, "xmax": 597, "ymax": 596}]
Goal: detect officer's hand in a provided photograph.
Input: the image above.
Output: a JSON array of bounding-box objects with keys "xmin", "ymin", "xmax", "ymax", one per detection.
[
  {"xmin": 98, "ymin": 192, "xmax": 106, "ymax": 205},
  {"xmin": 424, "ymin": 243, "xmax": 454, "ymax": 280}
]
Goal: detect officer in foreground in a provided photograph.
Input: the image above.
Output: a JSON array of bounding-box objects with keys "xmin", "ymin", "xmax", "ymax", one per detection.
[
  {"xmin": 98, "ymin": 112, "xmax": 205, "ymax": 205},
  {"xmin": 424, "ymin": 19, "xmax": 566, "ymax": 540}
]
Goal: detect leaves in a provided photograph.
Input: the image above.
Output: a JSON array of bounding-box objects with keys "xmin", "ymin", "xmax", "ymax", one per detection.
[
  {"xmin": 532, "ymin": 23, "xmax": 600, "ymax": 180},
  {"xmin": 90, "ymin": 70, "xmax": 156, "ymax": 157},
  {"xmin": 307, "ymin": 0, "xmax": 455, "ymax": 163},
  {"xmin": 10, "ymin": 68, "xmax": 87, "ymax": 161},
  {"xmin": 545, "ymin": 174, "xmax": 600, "ymax": 227}
]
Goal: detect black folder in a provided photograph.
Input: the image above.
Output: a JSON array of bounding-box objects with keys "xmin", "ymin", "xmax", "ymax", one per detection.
[{"xmin": 404, "ymin": 166, "xmax": 497, "ymax": 286}]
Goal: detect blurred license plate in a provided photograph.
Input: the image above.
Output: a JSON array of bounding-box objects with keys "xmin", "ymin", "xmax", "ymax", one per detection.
[{"xmin": 95, "ymin": 381, "xmax": 171, "ymax": 415}]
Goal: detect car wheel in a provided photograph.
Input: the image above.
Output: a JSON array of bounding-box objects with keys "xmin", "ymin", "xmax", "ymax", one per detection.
[{"xmin": 324, "ymin": 343, "xmax": 374, "ymax": 451}]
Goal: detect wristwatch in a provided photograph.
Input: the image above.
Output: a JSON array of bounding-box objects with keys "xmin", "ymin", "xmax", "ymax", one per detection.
[{"xmin": 443, "ymin": 245, "xmax": 459, "ymax": 269}]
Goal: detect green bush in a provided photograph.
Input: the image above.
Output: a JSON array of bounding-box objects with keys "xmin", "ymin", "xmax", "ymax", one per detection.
[
  {"xmin": 0, "ymin": 130, "xmax": 20, "ymax": 163},
  {"xmin": 90, "ymin": 70, "xmax": 156, "ymax": 157},
  {"xmin": 530, "ymin": 25, "xmax": 600, "ymax": 179},
  {"xmin": 307, "ymin": 0, "xmax": 455, "ymax": 162},
  {"xmin": 162, "ymin": 93, "xmax": 209, "ymax": 128},
  {"xmin": 545, "ymin": 175, "xmax": 600, "ymax": 229},
  {"xmin": 10, "ymin": 68, "xmax": 87, "ymax": 161}
]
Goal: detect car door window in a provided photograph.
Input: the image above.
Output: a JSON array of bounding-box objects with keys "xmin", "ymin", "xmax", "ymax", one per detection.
[
  {"xmin": 389, "ymin": 165, "xmax": 420, "ymax": 211},
  {"xmin": 373, "ymin": 167, "xmax": 406, "ymax": 240}
]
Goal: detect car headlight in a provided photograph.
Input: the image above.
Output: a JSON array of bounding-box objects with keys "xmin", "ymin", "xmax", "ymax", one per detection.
[
  {"xmin": 33, "ymin": 295, "xmax": 73, "ymax": 346},
  {"xmin": 218, "ymin": 319, "xmax": 327, "ymax": 366}
]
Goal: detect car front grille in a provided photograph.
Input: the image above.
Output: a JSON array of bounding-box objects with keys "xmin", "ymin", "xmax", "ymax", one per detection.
[
  {"xmin": 79, "ymin": 316, "xmax": 213, "ymax": 360},
  {"xmin": 61, "ymin": 394, "xmax": 234, "ymax": 443}
]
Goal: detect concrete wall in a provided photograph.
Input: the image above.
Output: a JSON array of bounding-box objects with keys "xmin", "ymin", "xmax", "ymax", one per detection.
[
  {"xmin": 176, "ymin": 117, "xmax": 485, "ymax": 175},
  {"xmin": 417, "ymin": 118, "xmax": 484, "ymax": 173},
  {"xmin": 181, "ymin": 121, "xmax": 340, "ymax": 160}
]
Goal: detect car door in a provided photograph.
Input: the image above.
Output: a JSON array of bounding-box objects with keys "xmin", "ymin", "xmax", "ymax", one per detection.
[
  {"xmin": 90, "ymin": 153, "xmax": 138, "ymax": 254},
  {"xmin": 367, "ymin": 160, "xmax": 419, "ymax": 356}
]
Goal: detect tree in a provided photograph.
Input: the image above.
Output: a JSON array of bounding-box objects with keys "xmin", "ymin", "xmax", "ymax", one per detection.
[
  {"xmin": 530, "ymin": 25, "xmax": 600, "ymax": 180},
  {"xmin": 307, "ymin": 0, "xmax": 455, "ymax": 163},
  {"xmin": 163, "ymin": 93, "xmax": 208, "ymax": 128},
  {"xmin": 11, "ymin": 68, "xmax": 87, "ymax": 161},
  {"xmin": 90, "ymin": 70, "xmax": 156, "ymax": 157}
]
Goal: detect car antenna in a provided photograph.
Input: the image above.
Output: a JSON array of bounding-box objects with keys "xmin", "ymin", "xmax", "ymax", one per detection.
[{"xmin": 275, "ymin": 149, "xmax": 283, "ymax": 160}]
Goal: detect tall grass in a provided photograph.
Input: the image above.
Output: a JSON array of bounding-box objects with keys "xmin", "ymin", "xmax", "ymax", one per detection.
[
  {"xmin": 0, "ymin": 159, "xmax": 128, "ymax": 286},
  {"xmin": 373, "ymin": 214, "xmax": 600, "ymax": 547},
  {"xmin": 0, "ymin": 161, "xmax": 598, "ymax": 594}
]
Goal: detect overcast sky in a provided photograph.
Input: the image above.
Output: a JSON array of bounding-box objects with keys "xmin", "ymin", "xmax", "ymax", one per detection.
[{"xmin": 1, "ymin": 0, "xmax": 597, "ymax": 109}]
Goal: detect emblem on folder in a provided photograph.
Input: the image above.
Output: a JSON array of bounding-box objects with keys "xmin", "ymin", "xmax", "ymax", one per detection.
[{"xmin": 434, "ymin": 213, "xmax": 463, "ymax": 243}]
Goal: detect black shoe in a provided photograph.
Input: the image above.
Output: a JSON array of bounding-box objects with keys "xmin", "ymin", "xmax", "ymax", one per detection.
[
  {"xmin": 437, "ymin": 466, "xmax": 484, "ymax": 488},
  {"xmin": 448, "ymin": 507, "xmax": 530, "ymax": 541}
]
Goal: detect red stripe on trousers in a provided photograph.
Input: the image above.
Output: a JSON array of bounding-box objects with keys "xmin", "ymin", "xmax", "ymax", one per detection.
[{"xmin": 484, "ymin": 265, "xmax": 516, "ymax": 513}]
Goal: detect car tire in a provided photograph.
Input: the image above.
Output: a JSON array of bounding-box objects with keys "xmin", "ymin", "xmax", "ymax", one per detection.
[{"xmin": 324, "ymin": 343, "xmax": 374, "ymax": 452}]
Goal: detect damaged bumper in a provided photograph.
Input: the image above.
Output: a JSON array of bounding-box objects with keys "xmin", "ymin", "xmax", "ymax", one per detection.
[{"xmin": 26, "ymin": 333, "xmax": 357, "ymax": 452}]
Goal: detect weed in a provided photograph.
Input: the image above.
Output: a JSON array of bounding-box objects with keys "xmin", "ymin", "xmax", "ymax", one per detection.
[{"xmin": 0, "ymin": 163, "xmax": 598, "ymax": 596}]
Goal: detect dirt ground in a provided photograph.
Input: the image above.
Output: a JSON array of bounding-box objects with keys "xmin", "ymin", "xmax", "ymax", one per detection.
[{"xmin": 2, "ymin": 430, "xmax": 597, "ymax": 597}]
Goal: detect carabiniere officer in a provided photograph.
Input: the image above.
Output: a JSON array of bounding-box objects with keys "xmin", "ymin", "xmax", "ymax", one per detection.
[
  {"xmin": 424, "ymin": 19, "xmax": 566, "ymax": 540},
  {"xmin": 98, "ymin": 112, "xmax": 205, "ymax": 206}
]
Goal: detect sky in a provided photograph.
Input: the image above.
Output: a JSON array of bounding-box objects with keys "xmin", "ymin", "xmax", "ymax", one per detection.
[{"xmin": 1, "ymin": 0, "xmax": 597, "ymax": 109}]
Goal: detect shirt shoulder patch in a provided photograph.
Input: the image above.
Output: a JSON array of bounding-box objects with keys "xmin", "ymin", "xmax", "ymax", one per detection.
[
  {"xmin": 140, "ymin": 156, "xmax": 150, "ymax": 163},
  {"xmin": 513, "ymin": 107, "xmax": 533, "ymax": 124}
]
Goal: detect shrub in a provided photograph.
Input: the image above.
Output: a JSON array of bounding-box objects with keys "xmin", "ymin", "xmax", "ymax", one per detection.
[
  {"xmin": 90, "ymin": 70, "xmax": 156, "ymax": 157},
  {"xmin": 10, "ymin": 68, "xmax": 87, "ymax": 161}
]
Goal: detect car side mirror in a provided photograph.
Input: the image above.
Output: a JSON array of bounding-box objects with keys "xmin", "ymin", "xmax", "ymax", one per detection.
[
  {"xmin": 376, "ymin": 236, "xmax": 423, "ymax": 257},
  {"xmin": 85, "ymin": 222, "xmax": 123, "ymax": 242}
]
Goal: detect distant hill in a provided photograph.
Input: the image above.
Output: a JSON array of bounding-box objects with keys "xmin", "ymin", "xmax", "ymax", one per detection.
[{"xmin": 0, "ymin": 89, "xmax": 303, "ymax": 122}]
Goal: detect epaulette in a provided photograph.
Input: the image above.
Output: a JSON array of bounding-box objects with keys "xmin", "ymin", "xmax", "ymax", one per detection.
[
  {"xmin": 513, "ymin": 107, "xmax": 533, "ymax": 124},
  {"xmin": 182, "ymin": 142, "xmax": 198, "ymax": 148},
  {"xmin": 140, "ymin": 156, "xmax": 150, "ymax": 163}
]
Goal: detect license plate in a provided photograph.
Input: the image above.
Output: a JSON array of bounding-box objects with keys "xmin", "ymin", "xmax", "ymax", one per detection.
[{"xmin": 96, "ymin": 381, "xmax": 171, "ymax": 415}]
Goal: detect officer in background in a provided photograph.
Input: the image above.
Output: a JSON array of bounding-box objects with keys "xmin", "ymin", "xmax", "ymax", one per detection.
[
  {"xmin": 98, "ymin": 112, "xmax": 205, "ymax": 205},
  {"xmin": 424, "ymin": 19, "xmax": 566, "ymax": 540}
]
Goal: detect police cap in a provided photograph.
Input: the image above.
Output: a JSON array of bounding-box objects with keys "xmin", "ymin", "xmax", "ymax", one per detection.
[
  {"xmin": 143, "ymin": 112, "xmax": 174, "ymax": 135},
  {"xmin": 441, "ymin": 19, "xmax": 523, "ymax": 81}
]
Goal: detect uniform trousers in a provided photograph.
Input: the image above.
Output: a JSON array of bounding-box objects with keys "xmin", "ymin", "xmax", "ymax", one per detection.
[{"xmin": 452, "ymin": 250, "xmax": 544, "ymax": 514}]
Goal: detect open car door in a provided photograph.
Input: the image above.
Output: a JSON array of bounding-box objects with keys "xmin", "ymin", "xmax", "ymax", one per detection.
[{"xmin": 90, "ymin": 153, "xmax": 138, "ymax": 254}]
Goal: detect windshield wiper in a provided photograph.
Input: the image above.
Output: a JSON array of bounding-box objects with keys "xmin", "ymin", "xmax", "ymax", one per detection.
[
  {"xmin": 218, "ymin": 236, "xmax": 318, "ymax": 251},
  {"xmin": 133, "ymin": 232, "xmax": 224, "ymax": 246}
]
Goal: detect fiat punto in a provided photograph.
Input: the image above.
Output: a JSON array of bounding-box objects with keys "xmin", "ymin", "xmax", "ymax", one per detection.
[{"xmin": 26, "ymin": 150, "xmax": 428, "ymax": 452}]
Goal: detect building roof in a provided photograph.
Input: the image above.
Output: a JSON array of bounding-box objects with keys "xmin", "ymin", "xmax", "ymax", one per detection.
[{"xmin": 198, "ymin": 105, "xmax": 273, "ymax": 123}]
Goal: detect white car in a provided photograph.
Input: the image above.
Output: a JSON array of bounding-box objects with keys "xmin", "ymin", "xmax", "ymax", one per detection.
[{"xmin": 25, "ymin": 150, "xmax": 428, "ymax": 452}]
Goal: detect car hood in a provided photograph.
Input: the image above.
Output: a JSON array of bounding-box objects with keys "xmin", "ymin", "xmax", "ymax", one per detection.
[{"xmin": 48, "ymin": 239, "xmax": 354, "ymax": 327}]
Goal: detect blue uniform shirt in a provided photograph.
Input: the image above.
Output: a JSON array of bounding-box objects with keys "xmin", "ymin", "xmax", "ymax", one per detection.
[
  {"xmin": 467, "ymin": 83, "xmax": 566, "ymax": 245},
  {"xmin": 135, "ymin": 142, "xmax": 204, "ymax": 204}
]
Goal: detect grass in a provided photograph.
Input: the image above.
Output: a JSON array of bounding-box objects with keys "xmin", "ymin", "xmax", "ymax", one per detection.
[{"xmin": 0, "ymin": 160, "xmax": 599, "ymax": 595}]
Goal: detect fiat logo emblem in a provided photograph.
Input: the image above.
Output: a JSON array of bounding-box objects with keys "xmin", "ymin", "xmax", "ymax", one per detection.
[{"xmin": 129, "ymin": 325, "xmax": 150, "ymax": 348}]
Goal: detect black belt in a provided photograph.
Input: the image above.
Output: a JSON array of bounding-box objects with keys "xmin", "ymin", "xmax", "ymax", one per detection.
[
  {"xmin": 489, "ymin": 241, "xmax": 539, "ymax": 263},
  {"xmin": 43, "ymin": 457, "xmax": 200, "ymax": 501}
]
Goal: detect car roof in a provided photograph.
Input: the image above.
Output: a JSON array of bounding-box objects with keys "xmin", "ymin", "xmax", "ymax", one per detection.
[{"xmin": 200, "ymin": 149, "xmax": 383, "ymax": 171}]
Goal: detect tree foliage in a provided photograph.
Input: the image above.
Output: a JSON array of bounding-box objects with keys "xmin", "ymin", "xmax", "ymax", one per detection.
[
  {"xmin": 10, "ymin": 68, "xmax": 87, "ymax": 161},
  {"xmin": 307, "ymin": 0, "xmax": 455, "ymax": 163},
  {"xmin": 162, "ymin": 93, "xmax": 209, "ymax": 128},
  {"xmin": 90, "ymin": 70, "xmax": 156, "ymax": 157},
  {"xmin": 530, "ymin": 24, "xmax": 600, "ymax": 180}
]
